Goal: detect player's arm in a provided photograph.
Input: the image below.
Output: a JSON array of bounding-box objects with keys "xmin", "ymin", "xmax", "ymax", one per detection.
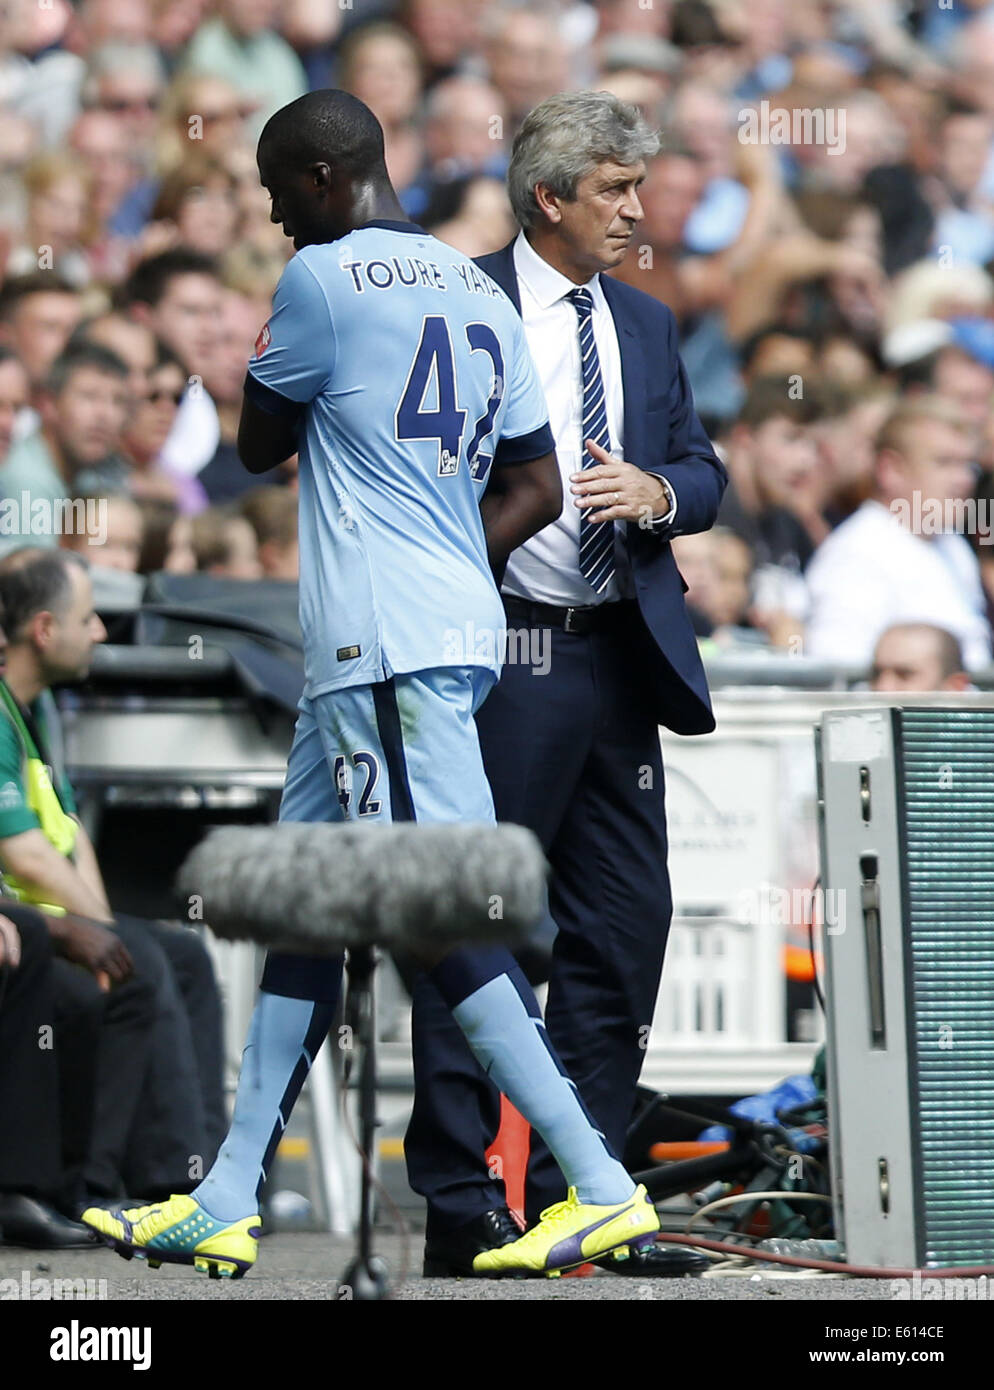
[
  {"xmin": 481, "ymin": 443, "xmax": 561, "ymax": 585},
  {"xmin": 240, "ymin": 255, "xmax": 334, "ymax": 473},
  {"xmin": 483, "ymin": 317, "xmax": 562, "ymax": 581},
  {"xmin": 237, "ymin": 389, "xmax": 301, "ymax": 475}
]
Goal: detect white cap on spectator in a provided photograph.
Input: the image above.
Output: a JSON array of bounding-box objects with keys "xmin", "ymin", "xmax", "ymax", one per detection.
[{"xmin": 881, "ymin": 319, "xmax": 954, "ymax": 368}]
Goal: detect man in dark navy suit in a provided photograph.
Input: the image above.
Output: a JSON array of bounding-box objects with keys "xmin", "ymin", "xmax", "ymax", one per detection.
[{"xmin": 405, "ymin": 90, "xmax": 727, "ymax": 1276}]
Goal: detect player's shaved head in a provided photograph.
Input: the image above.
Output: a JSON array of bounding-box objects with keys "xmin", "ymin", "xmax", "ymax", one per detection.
[
  {"xmin": 258, "ymin": 89, "xmax": 386, "ymax": 179},
  {"xmin": 256, "ymin": 89, "xmax": 404, "ymax": 250}
]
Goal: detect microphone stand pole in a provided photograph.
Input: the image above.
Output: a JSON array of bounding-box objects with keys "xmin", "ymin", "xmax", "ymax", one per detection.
[{"xmin": 339, "ymin": 945, "xmax": 390, "ymax": 1300}]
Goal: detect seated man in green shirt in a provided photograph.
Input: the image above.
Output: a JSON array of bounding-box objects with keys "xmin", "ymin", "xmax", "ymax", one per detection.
[{"xmin": 0, "ymin": 547, "xmax": 225, "ymax": 1205}]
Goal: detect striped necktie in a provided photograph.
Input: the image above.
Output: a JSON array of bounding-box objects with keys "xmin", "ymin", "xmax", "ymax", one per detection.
[{"xmin": 567, "ymin": 287, "xmax": 615, "ymax": 595}]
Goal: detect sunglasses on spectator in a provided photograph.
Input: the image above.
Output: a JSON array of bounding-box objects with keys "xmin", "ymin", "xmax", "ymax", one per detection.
[
  {"xmin": 199, "ymin": 107, "xmax": 254, "ymax": 124},
  {"xmin": 100, "ymin": 96, "xmax": 160, "ymax": 113}
]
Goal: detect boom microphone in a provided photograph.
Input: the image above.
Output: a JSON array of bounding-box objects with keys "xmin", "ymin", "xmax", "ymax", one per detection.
[{"xmin": 177, "ymin": 821, "xmax": 547, "ymax": 953}]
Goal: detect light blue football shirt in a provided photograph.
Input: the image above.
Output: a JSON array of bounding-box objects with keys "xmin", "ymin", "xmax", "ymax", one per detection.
[{"xmin": 245, "ymin": 221, "xmax": 554, "ymax": 698}]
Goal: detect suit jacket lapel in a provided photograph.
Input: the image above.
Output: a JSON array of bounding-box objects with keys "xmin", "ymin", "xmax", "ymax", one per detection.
[
  {"xmin": 602, "ymin": 276, "xmax": 644, "ymax": 468},
  {"xmin": 479, "ymin": 242, "xmax": 521, "ymax": 312}
]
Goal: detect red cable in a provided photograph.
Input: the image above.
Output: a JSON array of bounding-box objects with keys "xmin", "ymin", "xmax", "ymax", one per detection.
[{"xmin": 654, "ymin": 1230, "xmax": 994, "ymax": 1279}]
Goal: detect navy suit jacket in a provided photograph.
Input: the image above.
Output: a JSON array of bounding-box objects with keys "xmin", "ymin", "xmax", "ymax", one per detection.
[{"xmin": 477, "ymin": 241, "xmax": 727, "ymax": 735}]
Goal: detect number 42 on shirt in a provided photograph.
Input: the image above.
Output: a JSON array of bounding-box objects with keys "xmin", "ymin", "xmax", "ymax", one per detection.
[{"xmin": 395, "ymin": 314, "xmax": 505, "ymax": 483}]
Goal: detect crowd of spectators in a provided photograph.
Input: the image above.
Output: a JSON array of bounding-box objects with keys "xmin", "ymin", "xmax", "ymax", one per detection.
[{"xmin": 1, "ymin": 0, "xmax": 992, "ymax": 673}]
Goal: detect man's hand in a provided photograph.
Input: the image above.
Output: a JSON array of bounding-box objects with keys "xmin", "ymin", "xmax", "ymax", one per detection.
[
  {"xmin": 0, "ymin": 914, "xmax": 20, "ymax": 969},
  {"xmin": 48, "ymin": 913, "xmax": 133, "ymax": 993},
  {"xmin": 571, "ymin": 440, "xmax": 672, "ymax": 523}
]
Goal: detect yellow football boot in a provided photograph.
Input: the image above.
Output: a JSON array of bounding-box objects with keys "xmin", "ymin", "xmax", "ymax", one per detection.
[
  {"xmin": 472, "ymin": 1183, "xmax": 659, "ymax": 1277},
  {"xmin": 81, "ymin": 1194, "xmax": 260, "ymax": 1279}
]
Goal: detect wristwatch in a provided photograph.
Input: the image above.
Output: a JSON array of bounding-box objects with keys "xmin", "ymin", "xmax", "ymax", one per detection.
[{"xmin": 652, "ymin": 475, "xmax": 676, "ymax": 521}]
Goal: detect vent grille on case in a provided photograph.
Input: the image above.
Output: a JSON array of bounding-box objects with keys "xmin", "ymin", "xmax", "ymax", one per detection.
[{"xmin": 900, "ymin": 709, "xmax": 994, "ymax": 1266}]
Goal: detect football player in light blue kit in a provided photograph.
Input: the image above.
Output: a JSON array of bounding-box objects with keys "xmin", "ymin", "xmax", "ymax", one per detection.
[{"xmin": 82, "ymin": 90, "xmax": 659, "ymax": 1278}]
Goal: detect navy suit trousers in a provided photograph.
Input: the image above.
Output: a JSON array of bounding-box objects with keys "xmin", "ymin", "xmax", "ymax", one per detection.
[{"xmin": 404, "ymin": 600, "xmax": 673, "ymax": 1230}]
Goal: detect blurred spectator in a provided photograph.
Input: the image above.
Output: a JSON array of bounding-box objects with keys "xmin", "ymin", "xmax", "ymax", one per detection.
[
  {"xmin": 594, "ymin": 0, "xmax": 672, "ymax": 41},
  {"xmin": 609, "ymin": 146, "xmax": 705, "ymax": 320},
  {"xmin": 728, "ymin": 186, "xmax": 887, "ymax": 348},
  {"xmin": 182, "ymin": 0, "xmax": 308, "ymax": 136},
  {"xmin": 0, "ymin": 0, "xmax": 83, "ymax": 150},
  {"xmin": 198, "ymin": 289, "xmax": 274, "ymax": 503},
  {"xmin": 157, "ymin": 72, "xmax": 257, "ymax": 175},
  {"xmin": 404, "ymin": 75, "xmax": 508, "ymax": 219},
  {"xmin": 897, "ymin": 321, "xmax": 994, "ymax": 461},
  {"xmin": 711, "ymin": 527, "xmax": 756, "ymax": 632},
  {"xmin": 61, "ymin": 492, "xmax": 144, "ymax": 573},
  {"xmin": 0, "ymin": 347, "xmax": 29, "ymax": 465},
  {"xmin": 5, "ymin": 154, "xmax": 92, "ymax": 289},
  {"xmin": 485, "ymin": 7, "xmax": 569, "ymax": 133},
  {"xmin": 67, "ymin": 112, "xmax": 142, "ymax": 283},
  {"xmin": 278, "ymin": 0, "xmax": 344, "ymax": 89},
  {"xmin": 0, "ymin": 276, "xmax": 84, "ymax": 402},
  {"xmin": 216, "ymin": 143, "xmax": 290, "ymax": 300},
  {"xmin": 119, "ymin": 249, "xmax": 222, "ymax": 477},
  {"xmin": 0, "ymin": 342, "xmax": 130, "ymax": 555},
  {"xmin": 149, "ymin": 0, "xmax": 211, "ymax": 68},
  {"xmin": 136, "ymin": 497, "xmax": 197, "ymax": 575},
  {"xmin": 80, "ymin": 41, "xmax": 166, "ymax": 159},
  {"xmin": 869, "ymin": 623, "xmax": 971, "ymax": 693},
  {"xmin": 740, "ymin": 324, "xmax": 819, "ymax": 383},
  {"xmin": 817, "ymin": 331, "xmax": 880, "ymax": 387},
  {"xmin": 191, "ymin": 506, "xmax": 261, "ymax": 579},
  {"xmin": 666, "ymin": 80, "xmax": 749, "ymax": 255},
  {"xmin": 422, "ymin": 175, "xmax": 516, "ymax": 257},
  {"xmin": 717, "ymin": 377, "xmax": 825, "ymax": 631},
  {"xmin": 340, "ymin": 22, "xmax": 425, "ymax": 197},
  {"xmin": 65, "ymin": 0, "xmax": 155, "ymax": 53},
  {"xmin": 147, "ymin": 155, "xmax": 241, "ymax": 258},
  {"xmin": 73, "ymin": 311, "xmax": 154, "ymax": 406},
  {"xmin": 926, "ymin": 104, "xmax": 994, "ymax": 267},
  {"xmin": 805, "ymin": 397, "xmax": 992, "ymax": 670},
  {"xmin": 673, "ymin": 525, "xmax": 760, "ymax": 645},
  {"xmin": 670, "ymin": 530, "xmax": 720, "ymax": 637},
  {"xmin": 240, "ymin": 486, "xmax": 298, "ymax": 581},
  {"xmin": 598, "ymin": 33, "xmax": 679, "ymax": 114},
  {"xmin": 398, "ymin": 0, "xmax": 481, "ymax": 85},
  {"xmin": 815, "ymin": 382, "xmax": 896, "ymax": 526},
  {"xmin": 120, "ymin": 341, "xmax": 207, "ymax": 512},
  {"xmin": 966, "ymin": 466, "xmax": 994, "ymax": 628}
]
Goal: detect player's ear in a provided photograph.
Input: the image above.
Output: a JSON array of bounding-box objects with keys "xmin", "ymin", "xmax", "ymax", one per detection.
[{"xmin": 308, "ymin": 162, "xmax": 334, "ymax": 192}]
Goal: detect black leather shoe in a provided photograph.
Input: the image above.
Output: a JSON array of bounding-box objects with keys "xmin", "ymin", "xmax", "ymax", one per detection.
[
  {"xmin": 423, "ymin": 1207, "xmax": 525, "ymax": 1277},
  {"xmin": 67, "ymin": 1194, "xmax": 144, "ymax": 1223},
  {"xmin": 0, "ymin": 1194, "xmax": 101, "ymax": 1249},
  {"xmin": 595, "ymin": 1238, "xmax": 709, "ymax": 1276}
]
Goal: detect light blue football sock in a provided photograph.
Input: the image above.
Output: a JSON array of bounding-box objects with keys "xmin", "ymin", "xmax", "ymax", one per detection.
[
  {"xmin": 193, "ymin": 990, "xmax": 338, "ymax": 1223},
  {"xmin": 449, "ymin": 972, "xmax": 635, "ymax": 1207}
]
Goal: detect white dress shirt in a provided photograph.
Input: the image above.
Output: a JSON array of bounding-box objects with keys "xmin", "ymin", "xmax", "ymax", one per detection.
[
  {"xmin": 502, "ymin": 231, "xmax": 631, "ymax": 606},
  {"xmin": 805, "ymin": 499, "xmax": 992, "ymax": 671}
]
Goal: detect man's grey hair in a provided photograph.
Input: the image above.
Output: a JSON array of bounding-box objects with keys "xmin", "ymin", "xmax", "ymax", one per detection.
[{"xmin": 507, "ymin": 91, "xmax": 660, "ymax": 230}]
